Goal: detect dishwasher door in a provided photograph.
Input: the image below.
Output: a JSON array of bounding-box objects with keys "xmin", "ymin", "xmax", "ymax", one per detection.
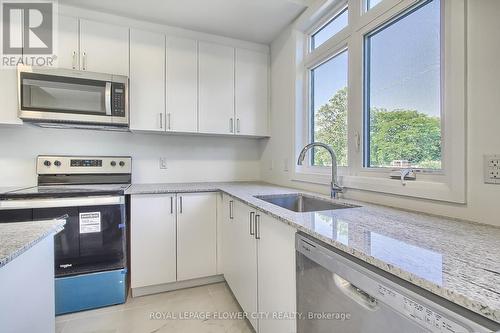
[{"xmin": 296, "ymin": 234, "xmax": 497, "ymax": 333}]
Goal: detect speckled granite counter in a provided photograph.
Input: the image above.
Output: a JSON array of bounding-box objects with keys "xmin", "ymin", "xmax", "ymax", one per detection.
[
  {"xmin": 0, "ymin": 219, "xmax": 66, "ymax": 268},
  {"xmin": 127, "ymin": 181, "xmax": 500, "ymax": 324}
]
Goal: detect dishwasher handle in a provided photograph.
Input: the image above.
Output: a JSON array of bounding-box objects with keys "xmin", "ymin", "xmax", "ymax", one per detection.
[{"xmin": 333, "ymin": 274, "xmax": 379, "ymax": 311}]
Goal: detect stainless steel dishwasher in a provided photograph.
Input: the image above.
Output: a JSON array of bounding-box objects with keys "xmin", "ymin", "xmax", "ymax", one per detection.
[{"xmin": 296, "ymin": 233, "xmax": 500, "ymax": 333}]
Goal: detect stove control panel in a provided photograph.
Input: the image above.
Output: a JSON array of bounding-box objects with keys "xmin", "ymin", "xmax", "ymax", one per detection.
[{"xmin": 37, "ymin": 156, "xmax": 132, "ymax": 174}]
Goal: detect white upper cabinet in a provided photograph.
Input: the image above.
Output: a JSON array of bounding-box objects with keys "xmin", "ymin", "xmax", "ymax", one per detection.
[
  {"xmin": 198, "ymin": 42, "xmax": 235, "ymax": 135},
  {"xmin": 129, "ymin": 29, "xmax": 166, "ymax": 132},
  {"xmin": 57, "ymin": 15, "xmax": 79, "ymax": 70},
  {"xmin": 235, "ymin": 48, "xmax": 269, "ymax": 136},
  {"xmin": 176, "ymin": 193, "xmax": 217, "ymax": 281},
  {"xmin": 0, "ymin": 69, "xmax": 22, "ymax": 125},
  {"xmin": 79, "ymin": 19, "xmax": 129, "ymax": 76},
  {"xmin": 166, "ymin": 36, "xmax": 198, "ymax": 133}
]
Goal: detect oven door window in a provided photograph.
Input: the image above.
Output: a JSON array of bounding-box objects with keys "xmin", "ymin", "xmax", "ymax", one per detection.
[
  {"xmin": 77, "ymin": 204, "xmax": 126, "ymax": 272},
  {"xmin": 21, "ymin": 72, "xmax": 108, "ymax": 115},
  {"xmin": 33, "ymin": 207, "xmax": 80, "ymax": 266}
]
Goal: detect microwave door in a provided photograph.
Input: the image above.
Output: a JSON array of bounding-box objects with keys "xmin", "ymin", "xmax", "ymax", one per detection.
[
  {"xmin": 21, "ymin": 75, "xmax": 107, "ymax": 114},
  {"xmin": 19, "ymin": 72, "xmax": 116, "ymax": 125}
]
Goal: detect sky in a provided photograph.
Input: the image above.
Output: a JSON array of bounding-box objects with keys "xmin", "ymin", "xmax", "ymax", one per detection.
[{"xmin": 312, "ymin": 0, "xmax": 441, "ymax": 117}]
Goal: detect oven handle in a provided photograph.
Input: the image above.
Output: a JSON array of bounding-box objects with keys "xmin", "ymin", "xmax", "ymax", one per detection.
[
  {"xmin": 105, "ymin": 82, "xmax": 112, "ymax": 116},
  {"xmin": 0, "ymin": 195, "xmax": 125, "ymax": 209}
]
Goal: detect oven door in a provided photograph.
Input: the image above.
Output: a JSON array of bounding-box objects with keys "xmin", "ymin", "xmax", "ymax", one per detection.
[
  {"xmin": 18, "ymin": 67, "xmax": 128, "ymax": 126},
  {"xmin": 30, "ymin": 196, "xmax": 126, "ymax": 277}
]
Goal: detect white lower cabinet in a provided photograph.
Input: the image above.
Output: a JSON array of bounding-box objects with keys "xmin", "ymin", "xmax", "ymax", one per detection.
[
  {"xmin": 257, "ymin": 213, "xmax": 297, "ymax": 333},
  {"xmin": 229, "ymin": 199, "xmax": 259, "ymax": 330},
  {"xmin": 221, "ymin": 194, "xmax": 296, "ymax": 333},
  {"xmin": 177, "ymin": 192, "xmax": 217, "ymax": 280},
  {"xmin": 131, "ymin": 192, "xmax": 218, "ymax": 293},
  {"xmin": 130, "ymin": 194, "xmax": 177, "ymax": 288}
]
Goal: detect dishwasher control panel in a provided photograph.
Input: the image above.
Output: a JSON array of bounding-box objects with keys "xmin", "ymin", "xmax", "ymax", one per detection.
[{"xmin": 377, "ymin": 284, "xmax": 468, "ymax": 333}]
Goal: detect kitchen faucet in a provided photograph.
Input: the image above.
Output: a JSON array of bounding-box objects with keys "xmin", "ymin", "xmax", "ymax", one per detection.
[{"xmin": 297, "ymin": 142, "xmax": 343, "ymax": 199}]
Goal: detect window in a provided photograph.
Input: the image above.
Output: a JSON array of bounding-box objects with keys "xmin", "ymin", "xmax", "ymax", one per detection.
[
  {"xmin": 364, "ymin": 0, "xmax": 442, "ymax": 170},
  {"xmin": 310, "ymin": 7, "xmax": 348, "ymax": 50},
  {"xmin": 297, "ymin": 0, "xmax": 466, "ymax": 203},
  {"xmin": 310, "ymin": 50, "xmax": 348, "ymax": 167},
  {"xmin": 366, "ymin": 0, "xmax": 383, "ymax": 10}
]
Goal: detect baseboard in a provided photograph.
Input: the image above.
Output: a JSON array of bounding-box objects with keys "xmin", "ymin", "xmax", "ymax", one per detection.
[{"xmin": 131, "ymin": 274, "xmax": 225, "ymax": 297}]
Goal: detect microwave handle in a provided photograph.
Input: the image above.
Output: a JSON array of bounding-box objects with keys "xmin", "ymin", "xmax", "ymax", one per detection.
[{"xmin": 105, "ymin": 82, "xmax": 112, "ymax": 116}]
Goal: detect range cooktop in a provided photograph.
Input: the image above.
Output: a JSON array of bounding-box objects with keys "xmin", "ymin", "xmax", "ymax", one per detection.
[{"xmin": 0, "ymin": 184, "xmax": 131, "ymax": 200}]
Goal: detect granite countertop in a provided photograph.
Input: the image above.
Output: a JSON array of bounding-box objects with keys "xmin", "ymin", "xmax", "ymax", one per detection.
[
  {"xmin": 0, "ymin": 219, "xmax": 66, "ymax": 268},
  {"xmin": 127, "ymin": 181, "xmax": 500, "ymax": 324}
]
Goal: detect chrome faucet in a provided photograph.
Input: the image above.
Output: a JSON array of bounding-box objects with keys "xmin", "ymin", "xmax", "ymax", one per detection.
[{"xmin": 297, "ymin": 142, "xmax": 343, "ymax": 199}]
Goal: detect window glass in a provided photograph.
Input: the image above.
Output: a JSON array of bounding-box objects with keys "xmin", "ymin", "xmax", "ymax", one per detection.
[
  {"xmin": 310, "ymin": 50, "xmax": 348, "ymax": 166},
  {"xmin": 367, "ymin": 0, "xmax": 383, "ymax": 10},
  {"xmin": 364, "ymin": 0, "xmax": 442, "ymax": 169},
  {"xmin": 311, "ymin": 8, "xmax": 348, "ymax": 50}
]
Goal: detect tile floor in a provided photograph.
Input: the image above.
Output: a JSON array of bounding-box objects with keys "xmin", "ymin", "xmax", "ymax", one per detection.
[{"xmin": 55, "ymin": 282, "xmax": 254, "ymax": 333}]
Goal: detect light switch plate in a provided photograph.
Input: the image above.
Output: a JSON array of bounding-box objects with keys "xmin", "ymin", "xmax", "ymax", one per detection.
[{"xmin": 484, "ymin": 154, "xmax": 500, "ymax": 184}]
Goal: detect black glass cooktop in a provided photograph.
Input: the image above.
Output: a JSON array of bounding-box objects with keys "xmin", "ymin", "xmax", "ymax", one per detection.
[{"xmin": 0, "ymin": 184, "xmax": 130, "ymax": 199}]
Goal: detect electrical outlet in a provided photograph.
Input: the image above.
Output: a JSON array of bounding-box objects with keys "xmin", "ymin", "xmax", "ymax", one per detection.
[
  {"xmin": 159, "ymin": 157, "xmax": 167, "ymax": 170},
  {"xmin": 484, "ymin": 155, "xmax": 500, "ymax": 184}
]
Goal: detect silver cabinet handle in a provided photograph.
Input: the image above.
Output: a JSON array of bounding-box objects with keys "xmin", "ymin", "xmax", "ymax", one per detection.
[
  {"xmin": 159, "ymin": 113, "xmax": 163, "ymax": 129},
  {"xmin": 167, "ymin": 113, "xmax": 171, "ymax": 130},
  {"xmin": 170, "ymin": 196, "xmax": 173, "ymax": 214},
  {"xmin": 255, "ymin": 214, "xmax": 261, "ymax": 239},
  {"xmin": 179, "ymin": 196, "xmax": 183, "ymax": 214},
  {"xmin": 72, "ymin": 51, "xmax": 77, "ymax": 69},
  {"xmin": 82, "ymin": 52, "xmax": 87, "ymax": 70},
  {"xmin": 229, "ymin": 118, "xmax": 234, "ymax": 133},
  {"xmin": 249, "ymin": 212, "xmax": 255, "ymax": 235},
  {"xmin": 229, "ymin": 200, "xmax": 234, "ymax": 219},
  {"xmin": 236, "ymin": 118, "xmax": 240, "ymax": 133}
]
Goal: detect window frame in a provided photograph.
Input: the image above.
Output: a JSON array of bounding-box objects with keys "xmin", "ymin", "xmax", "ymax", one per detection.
[
  {"xmin": 309, "ymin": 48, "xmax": 350, "ymax": 168},
  {"xmin": 292, "ymin": 0, "xmax": 466, "ymax": 203},
  {"xmin": 362, "ymin": 0, "xmax": 444, "ymax": 173}
]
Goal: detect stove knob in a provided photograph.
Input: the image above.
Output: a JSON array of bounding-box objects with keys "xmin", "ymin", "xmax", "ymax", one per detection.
[
  {"xmin": 54, "ymin": 160, "xmax": 61, "ymax": 167},
  {"xmin": 110, "ymin": 161, "xmax": 116, "ymax": 167},
  {"xmin": 119, "ymin": 161, "xmax": 125, "ymax": 167},
  {"xmin": 43, "ymin": 160, "xmax": 51, "ymax": 167}
]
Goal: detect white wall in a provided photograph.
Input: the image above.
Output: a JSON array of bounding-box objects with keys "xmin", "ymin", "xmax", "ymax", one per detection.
[
  {"xmin": 261, "ymin": 0, "xmax": 500, "ymax": 227},
  {"xmin": 0, "ymin": 126, "xmax": 262, "ymax": 186}
]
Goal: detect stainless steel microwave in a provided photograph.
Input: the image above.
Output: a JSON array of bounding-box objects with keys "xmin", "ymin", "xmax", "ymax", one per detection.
[{"xmin": 18, "ymin": 65, "xmax": 129, "ymax": 129}]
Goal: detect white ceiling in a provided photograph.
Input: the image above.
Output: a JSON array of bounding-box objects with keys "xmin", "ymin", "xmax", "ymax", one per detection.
[{"xmin": 58, "ymin": 0, "xmax": 309, "ymax": 44}]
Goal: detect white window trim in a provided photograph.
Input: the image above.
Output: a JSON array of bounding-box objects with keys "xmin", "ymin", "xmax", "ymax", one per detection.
[{"xmin": 292, "ymin": 0, "xmax": 466, "ymax": 203}]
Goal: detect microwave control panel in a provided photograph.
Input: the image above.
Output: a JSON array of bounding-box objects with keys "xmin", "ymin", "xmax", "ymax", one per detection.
[{"xmin": 111, "ymin": 83, "xmax": 126, "ymax": 117}]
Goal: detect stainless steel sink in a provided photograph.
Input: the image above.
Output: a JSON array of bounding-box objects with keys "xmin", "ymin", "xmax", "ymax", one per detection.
[{"xmin": 254, "ymin": 193, "xmax": 359, "ymax": 213}]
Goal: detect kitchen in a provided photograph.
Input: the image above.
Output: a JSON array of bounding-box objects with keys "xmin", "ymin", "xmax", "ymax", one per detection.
[{"xmin": 0, "ymin": 0, "xmax": 499, "ymax": 332}]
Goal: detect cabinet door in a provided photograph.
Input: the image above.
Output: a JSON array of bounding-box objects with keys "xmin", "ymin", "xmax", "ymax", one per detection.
[
  {"xmin": 57, "ymin": 15, "xmax": 79, "ymax": 70},
  {"xmin": 130, "ymin": 194, "xmax": 176, "ymax": 288},
  {"xmin": 257, "ymin": 213, "xmax": 296, "ymax": 333},
  {"xmin": 0, "ymin": 69, "xmax": 22, "ymax": 125},
  {"xmin": 177, "ymin": 192, "xmax": 217, "ymax": 281},
  {"xmin": 198, "ymin": 42, "xmax": 235, "ymax": 134},
  {"xmin": 130, "ymin": 29, "xmax": 165, "ymax": 132},
  {"xmin": 221, "ymin": 195, "xmax": 235, "ymax": 286},
  {"xmin": 235, "ymin": 48, "xmax": 269, "ymax": 136},
  {"xmin": 231, "ymin": 200, "xmax": 258, "ymax": 331},
  {"xmin": 166, "ymin": 36, "xmax": 198, "ymax": 133},
  {"xmin": 79, "ymin": 19, "xmax": 129, "ymax": 76}
]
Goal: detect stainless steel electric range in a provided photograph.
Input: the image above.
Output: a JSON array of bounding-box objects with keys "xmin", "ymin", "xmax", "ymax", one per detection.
[{"xmin": 0, "ymin": 155, "xmax": 131, "ymax": 315}]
